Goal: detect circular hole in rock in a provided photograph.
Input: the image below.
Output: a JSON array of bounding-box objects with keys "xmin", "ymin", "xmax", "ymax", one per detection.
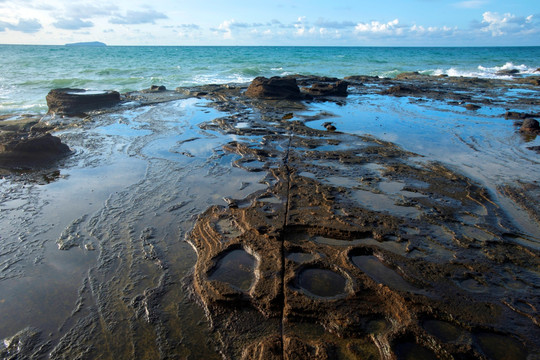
[
  {"xmin": 422, "ymin": 320, "xmax": 464, "ymax": 343},
  {"xmin": 475, "ymin": 333, "xmax": 527, "ymax": 360},
  {"xmin": 297, "ymin": 267, "xmax": 347, "ymax": 298},
  {"xmin": 393, "ymin": 341, "xmax": 438, "ymax": 360},
  {"xmin": 208, "ymin": 249, "xmax": 256, "ymax": 292}
]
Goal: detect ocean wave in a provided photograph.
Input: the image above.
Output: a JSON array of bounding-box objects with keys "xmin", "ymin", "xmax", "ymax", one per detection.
[{"xmin": 431, "ymin": 62, "xmax": 539, "ymax": 79}]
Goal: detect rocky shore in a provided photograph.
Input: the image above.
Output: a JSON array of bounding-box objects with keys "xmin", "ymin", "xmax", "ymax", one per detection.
[{"xmin": 1, "ymin": 73, "xmax": 539, "ymax": 359}]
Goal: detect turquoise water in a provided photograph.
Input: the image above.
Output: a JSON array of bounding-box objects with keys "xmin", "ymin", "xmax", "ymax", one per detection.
[{"xmin": 1, "ymin": 45, "xmax": 539, "ymax": 115}]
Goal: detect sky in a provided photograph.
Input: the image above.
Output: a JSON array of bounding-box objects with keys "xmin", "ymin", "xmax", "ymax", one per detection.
[{"xmin": 0, "ymin": 0, "xmax": 539, "ymax": 46}]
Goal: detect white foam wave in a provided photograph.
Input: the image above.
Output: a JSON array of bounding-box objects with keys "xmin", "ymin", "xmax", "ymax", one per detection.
[{"xmin": 431, "ymin": 62, "xmax": 538, "ymax": 79}]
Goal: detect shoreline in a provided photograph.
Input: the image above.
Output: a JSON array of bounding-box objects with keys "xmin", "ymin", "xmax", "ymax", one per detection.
[{"xmin": 1, "ymin": 73, "xmax": 539, "ymax": 359}]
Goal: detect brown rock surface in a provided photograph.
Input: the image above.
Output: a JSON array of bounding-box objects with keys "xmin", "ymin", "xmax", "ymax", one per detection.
[
  {"xmin": 302, "ymin": 81, "xmax": 348, "ymax": 97},
  {"xmin": 186, "ymin": 98, "xmax": 538, "ymax": 359},
  {"xmin": 46, "ymin": 88, "xmax": 120, "ymax": 115},
  {"xmin": 245, "ymin": 77, "xmax": 304, "ymax": 100},
  {"xmin": 0, "ymin": 132, "xmax": 71, "ymax": 168}
]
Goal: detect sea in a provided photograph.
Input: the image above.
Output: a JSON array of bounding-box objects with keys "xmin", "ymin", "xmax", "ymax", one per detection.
[{"xmin": 1, "ymin": 45, "xmax": 539, "ymax": 116}]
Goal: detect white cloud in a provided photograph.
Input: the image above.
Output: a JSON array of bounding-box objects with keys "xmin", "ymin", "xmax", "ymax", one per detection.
[
  {"xmin": 53, "ymin": 17, "xmax": 94, "ymax": 30},
  {"xmin": 481, "ymin": 11, "xmax": 537, "ymax": 36},
  {"xmin": 355, "ymin": 19, "xmax": 402, "ymax": 35},
  {"xmin": 0, "ymin": 18, "xmax": 42, "ymax": 33}
]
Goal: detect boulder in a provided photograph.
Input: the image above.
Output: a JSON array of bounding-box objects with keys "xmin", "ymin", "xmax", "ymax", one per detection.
[
  {"xmin": 46, "ymin": 88, "xmax": 120, "ymax": 115},
  {"xmin": 520, "ymin": 118, "xmax": 540, "ymax": 133},
  {"xmin": 302, "ymin": 81, "xmax": 348, "ymax": 97},
  {"xmin": 245, "ymin": 77, "xmax": 303, "ymax": 100},
  {"xmin": 150, "ymin": 85, "xmax": 166, "ymax": 91},
  {"xmin": 0, "ymin": 132, "xmax": 71, "ymax": 168}
]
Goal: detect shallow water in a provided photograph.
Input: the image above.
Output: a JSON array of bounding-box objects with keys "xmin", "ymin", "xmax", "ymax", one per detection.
[
  {"xmin": 304, "ymin": 94, "xmax": 540, "ymax": 239},
  {"xmin": 1, "ymin": 77, "xmax": 539, "ymax": 358},
  {"xmin": 0, "ymin": 97, "xmax": 271, "ymax": 357}
]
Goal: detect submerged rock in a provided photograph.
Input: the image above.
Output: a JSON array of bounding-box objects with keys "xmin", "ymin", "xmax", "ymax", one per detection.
[
  {"xmin": 245, "ymin": 76, "xmax": 303, "ymax": 100},
  {"xmin": 46, "ymin": 88, "xmax": 120, "ymax": 115}
]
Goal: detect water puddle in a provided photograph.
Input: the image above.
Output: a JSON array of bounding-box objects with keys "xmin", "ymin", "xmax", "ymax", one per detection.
[
  {"xmin": 457, "ymin": 278, "xmax": 488, "ymax": 293},
  {"xmin": 351, "ymin": 255, "xmax": 419, "ymax": 293},
  {"xmin": 393, "ymin": 341, "xmax": 438, "ymax": 360},
  {"xmin": 350, "ymin": 189, "xmax": 421, "ymax": 219},
  {"xmin": 422, "ymin": 319, "xmax": 465, "ymax": 343},
  {"xmin": 296, "ymin": 267, "xmax": 348, "ymax": 298},
  {"xmin": 208, "ymin": 249, "xmax": 257, "ymax": 292},
  {"xmin": 475, "ymin": 333, "xmax": 528, "ymax": 360}
]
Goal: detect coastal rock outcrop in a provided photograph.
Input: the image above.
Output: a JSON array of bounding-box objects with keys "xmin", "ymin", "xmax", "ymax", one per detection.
[
  {"xmin": 301, "ymin": 81, "xmax": 348, "ymax": 97},
  {"xmin": 0, "ymin": 132, "xmax": 71, "ymax": 168},
  {"xmin": 46, "ymin": 88, "xmax": 120, "ymax": 115},
  {"xmin": 245, "ymin": 77, "xmax": 303, "ymax": 100}
]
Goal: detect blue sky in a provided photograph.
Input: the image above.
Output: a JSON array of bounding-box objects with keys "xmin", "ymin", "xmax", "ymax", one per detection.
[{"xmin": 0, "ymin": 0, "xmax": 539, "ymax": 45}]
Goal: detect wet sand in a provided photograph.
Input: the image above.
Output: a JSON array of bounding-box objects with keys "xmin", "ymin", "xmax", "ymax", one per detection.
[{"xmin": 0, "ymin": 74, "xmax": 539, "ymax": 359}]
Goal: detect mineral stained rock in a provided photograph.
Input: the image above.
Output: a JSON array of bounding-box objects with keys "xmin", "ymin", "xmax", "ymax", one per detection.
[{"xmin": 46, "ymin": 88, "xmax": 120, "ymax": 115}]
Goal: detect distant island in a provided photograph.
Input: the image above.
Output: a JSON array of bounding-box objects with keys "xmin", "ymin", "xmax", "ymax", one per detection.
[{"xmin": 65, "ymin": 41, "xmax": 107, "ymax": 47}]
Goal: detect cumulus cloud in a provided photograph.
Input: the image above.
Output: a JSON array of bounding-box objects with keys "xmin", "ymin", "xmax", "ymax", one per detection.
[
  {"xmin": 481, "ymin": 11, "xmax": 537, "ymax": 36},
  {"xmin": 110, "ymin": 10, "xmax": 168, "ymax": 25},
  {"xmin": 53, "ymin": 17, "xmax": 94, "ymax": 30},
  {"xmin": 0, "ymin": 18, "xmax": 42, "ymax": 33},
  {"xmin": 355, "ymin": 19, "xmax": 403, "ymax": 35}
]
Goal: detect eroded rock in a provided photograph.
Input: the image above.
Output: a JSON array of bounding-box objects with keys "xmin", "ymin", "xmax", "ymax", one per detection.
[
  {"xmin": 245, "ymin": 77, "xmax": 304, "ymax": 100},
  {"xmin": 46, "ymin": 88, "xmax": 121, "ymax": 115},
  {"xmin": 301, "ymin": 81, "xmax": 348, "ymax": 97},
  {"xmin": 0, "ymin": 132, "xmax": 71, "ymax": 169}
]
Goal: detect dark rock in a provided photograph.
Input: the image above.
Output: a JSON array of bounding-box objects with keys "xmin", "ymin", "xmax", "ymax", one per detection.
[
  {"xmin": 302, "ymin": 81, "xmax": 348, "ymax": 97},
  {"xmin": 150, "ymin": 85, "xmax": 166, "ymax": 91},
  {"xmin": 465, "ymin": 104, "xmax": 481, "ymax": 111},
  {"xmin": 344, "ymin": 75, "xmax": 381, "ymax": 82},
  {"xmin": 505, "ymin": 111, "xmax": 539, "ymax": 120},
  {"xmin": 515, "ymin": 76, "xmax": 540, "ymax": 86},
  {"xmin": 496, "ymin": 69, "xmax": 520, "ymax": 76},
  {"xmin": 322, "ymin": 122, "xmax": 336, "ymax": 131},
  {"xmin": 46, "ymin": 88, "xmax": 120, "ymax": 115},
  {"xmin": 527, "ymin": 146, "xmax": 540, "ymax": 153},
  {"xmin": 245, "ymin": 77, "xmax": 303, "ymax": 100},
  {"xmin": 520, "ymin": 118, "xmax": 540, "ymax": 133},
  {"xmin": 0, "ymin": 132, "xmax": 71, "ymax": 168},
  {"xmin": 380, "ymin": 84, "xmax": 422, "ymax": 96}
]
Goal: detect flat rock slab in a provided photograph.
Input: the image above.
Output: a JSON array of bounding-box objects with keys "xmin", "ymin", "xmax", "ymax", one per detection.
[{"xmin": 46, "ymin": 88, "xmax": 120, "ymax": 115}]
